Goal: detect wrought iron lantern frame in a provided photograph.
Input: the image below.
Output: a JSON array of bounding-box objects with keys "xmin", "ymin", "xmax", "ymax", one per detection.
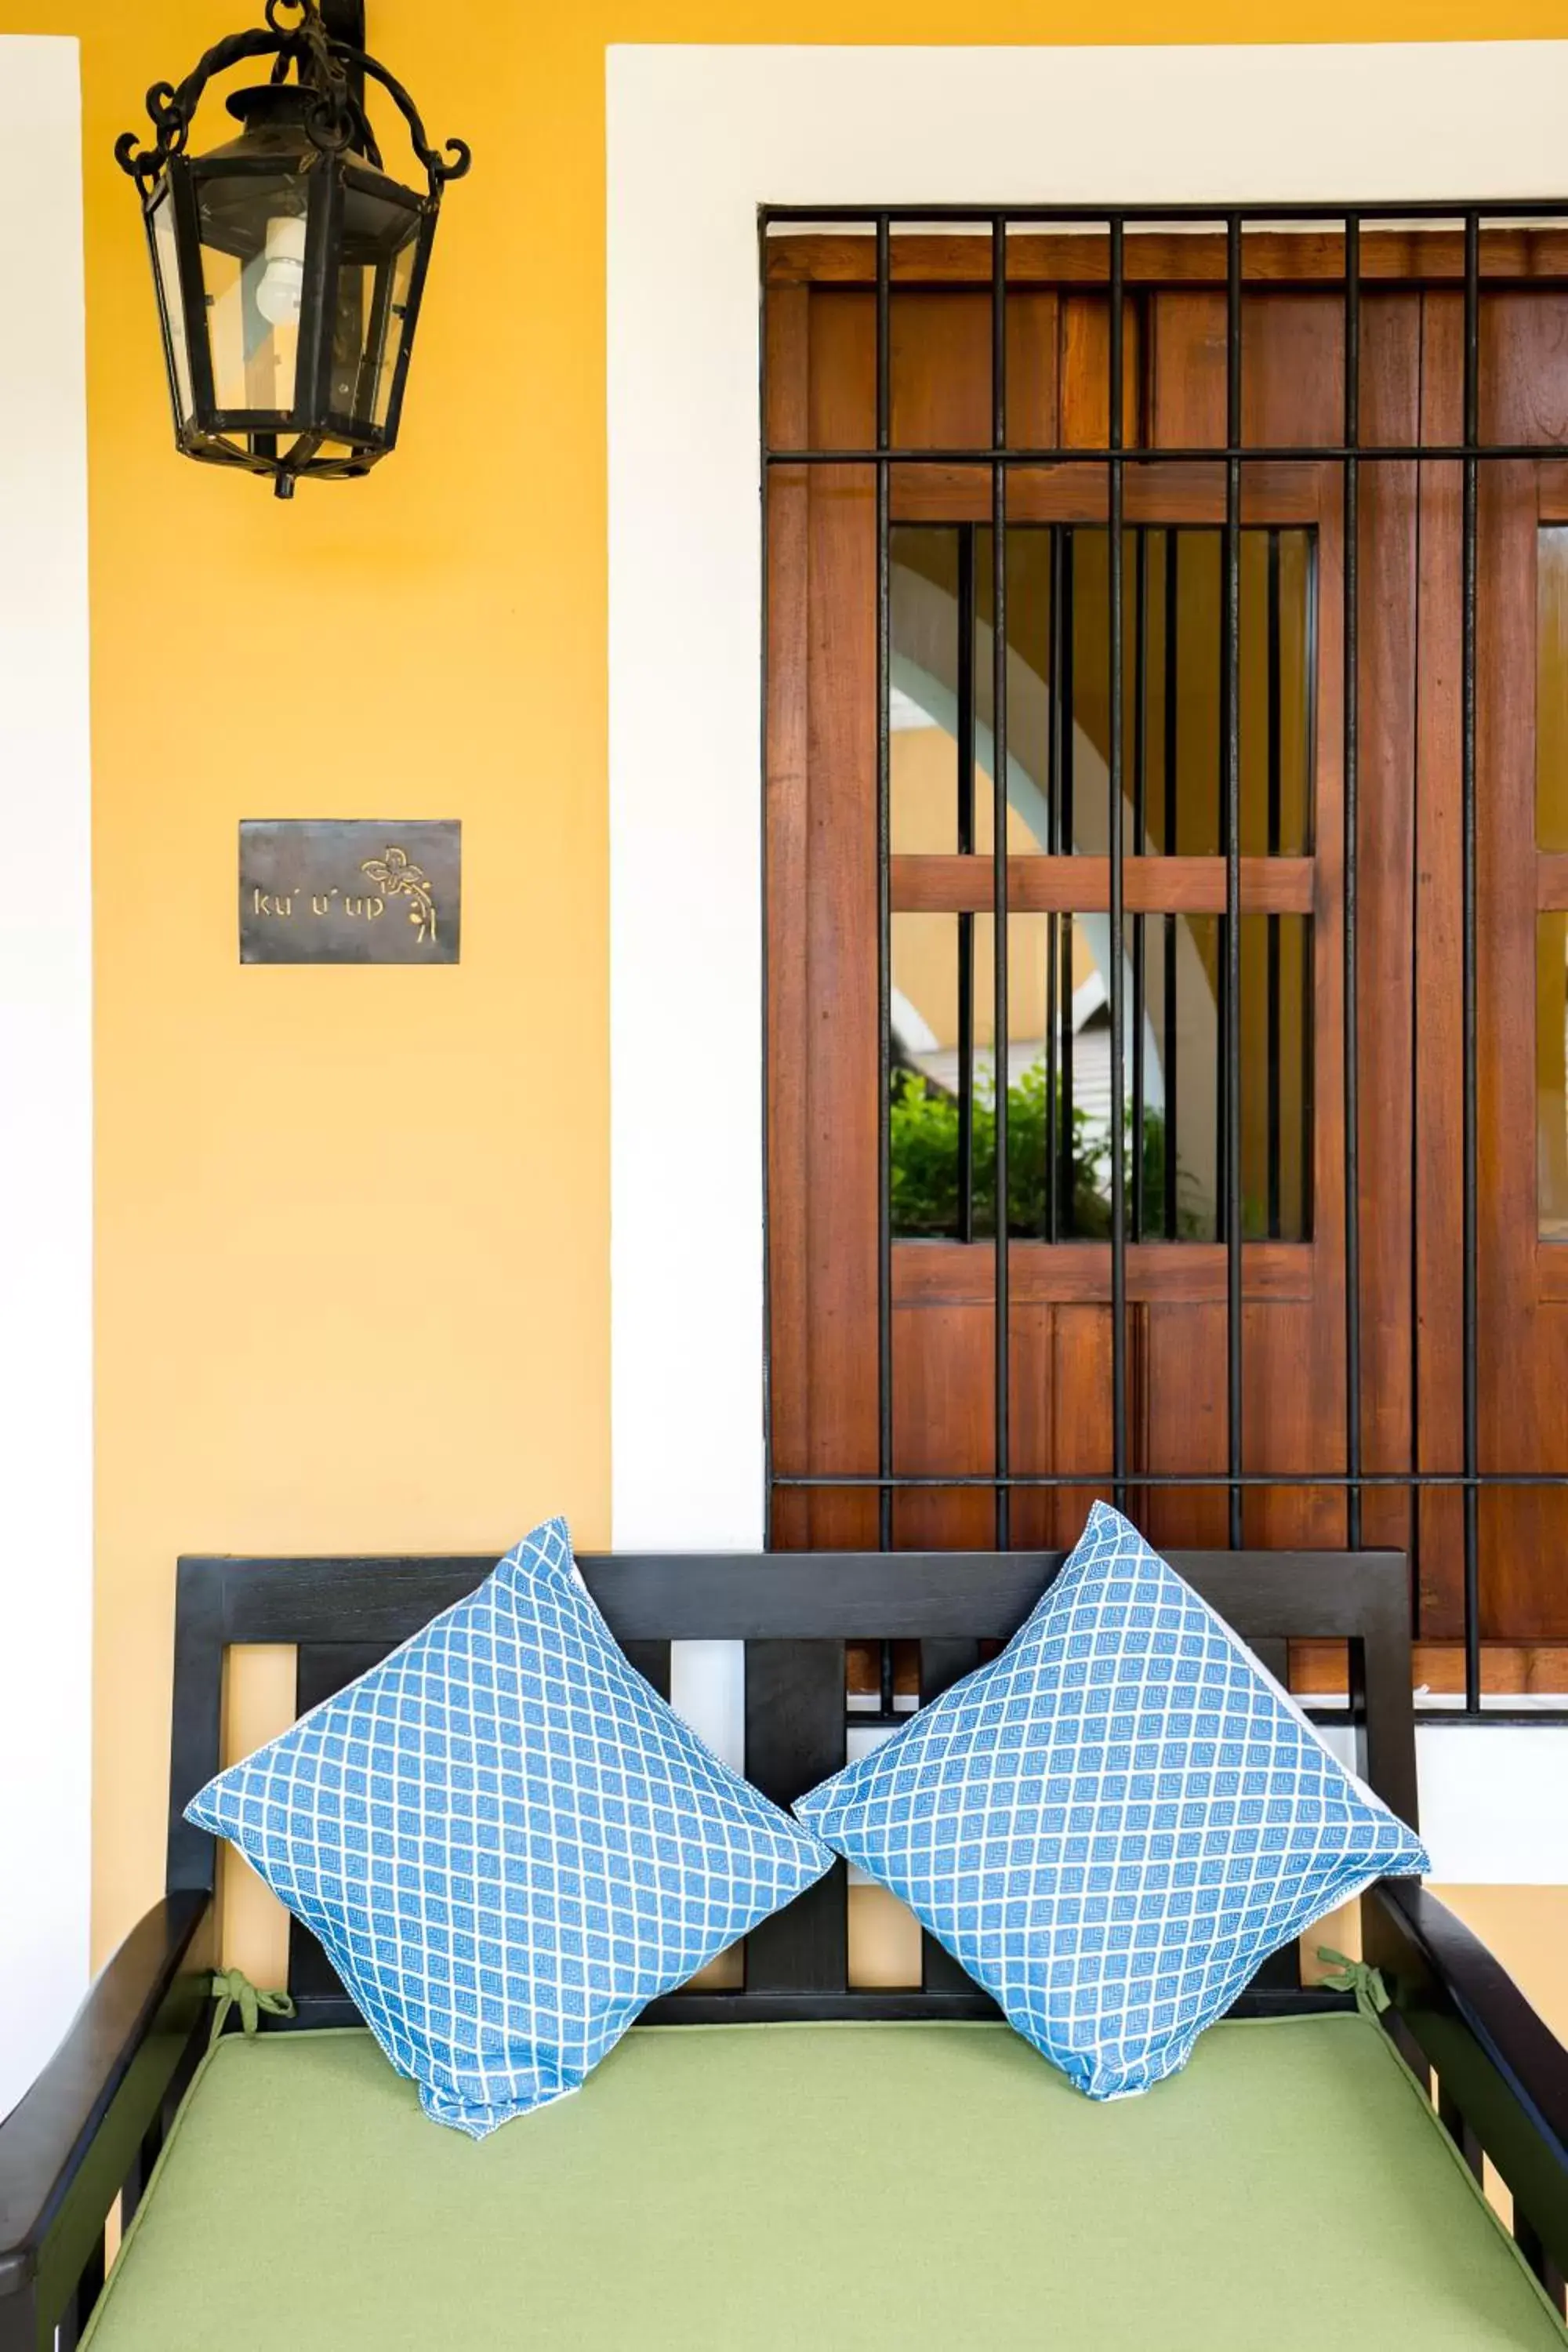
[{"xmin": 115, "ymin": 0, "xmax": 470, "ymax": 495}]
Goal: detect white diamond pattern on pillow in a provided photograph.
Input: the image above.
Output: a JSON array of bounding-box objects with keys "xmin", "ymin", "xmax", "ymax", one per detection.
[
  {"xmin": 795, "ymin": 1501, "xmax": 1428, "ymax": 2100},
  {"xmin": 187, "ymin": 1518, "xmax": 833, "ymax": 2137}
]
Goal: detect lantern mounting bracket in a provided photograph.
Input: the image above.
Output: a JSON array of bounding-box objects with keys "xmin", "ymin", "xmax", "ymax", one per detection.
[
  {"xmin": 318, "ymin": 0, "xmax": 364, "ymax": 107},
  {"xmin": 114, "ymin": 0, "xmax": 470, "ymax": 197},
  {"xmin": 319, "ymin": 0, "xmax": 365, "ymax": 47}
]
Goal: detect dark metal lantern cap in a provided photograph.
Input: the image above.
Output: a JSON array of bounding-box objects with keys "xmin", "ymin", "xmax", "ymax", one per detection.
[{"xmin": 219, "ymin": 82, "xmax": 320, "ymax": 136}]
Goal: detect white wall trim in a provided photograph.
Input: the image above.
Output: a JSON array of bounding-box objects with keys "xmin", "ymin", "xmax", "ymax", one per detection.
[
  {"xmin": 0, "ymin": 36, "xmax": 92, "ymax": 2118},
  {"xmin": 606, "ymin": 40, "xmax": 1568, "ymax": 1868},
  {"xmin": 1416, "ymin": 1729, "xmax": 1568, "ymax": 1881}
]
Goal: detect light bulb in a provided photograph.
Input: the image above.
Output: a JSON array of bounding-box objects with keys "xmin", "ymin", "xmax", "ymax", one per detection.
[{"xmin": 254, "ymin": 215, "xmax": 305, "ymax": 328}]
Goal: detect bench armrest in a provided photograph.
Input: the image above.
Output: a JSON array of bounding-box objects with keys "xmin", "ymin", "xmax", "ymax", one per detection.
[
  {"xmin": 1366, "ymin": 1878, "xmax": 1568, "ymax": 2297},
  {"xmin": 0, "ymin": 1890, "xmax": 212, "ymax": 2343}
]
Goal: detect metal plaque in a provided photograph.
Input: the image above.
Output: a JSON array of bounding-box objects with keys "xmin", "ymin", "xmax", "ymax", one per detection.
[{"xmin": 240, "ymin": 820, "xmax": 461, "ymax": 964}]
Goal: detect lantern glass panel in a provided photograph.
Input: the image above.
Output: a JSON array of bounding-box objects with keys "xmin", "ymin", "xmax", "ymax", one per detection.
[
  {"xmin": 193, "ymin": 166, "xmax": 311, "ymax": 418},
  {"xmin": 328, "ymin": 180, "xmax": 423, "ymax": 434},
  {"xmin": 330, "ymin": 231, "xmax": 419, "ymax": 431},
  {"xmin": 148, "ymin": 184, "xmax": 194, "ymax": 424}
]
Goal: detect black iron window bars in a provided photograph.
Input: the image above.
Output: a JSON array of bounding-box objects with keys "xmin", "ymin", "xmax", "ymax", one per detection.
[{"xmin": 760, "ymin": 202, "xmax": 1568, "ymax": 1725}]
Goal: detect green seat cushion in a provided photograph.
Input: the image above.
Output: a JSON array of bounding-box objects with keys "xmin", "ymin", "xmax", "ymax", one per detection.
[{"xmin": 86, "ymin": 2015, "xmax": 1565, "ymax": 2350}]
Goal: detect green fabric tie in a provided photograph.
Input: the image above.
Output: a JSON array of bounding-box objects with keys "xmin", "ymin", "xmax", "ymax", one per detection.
[
  {"xmin": 1316, "ymin": 1947, "xmax": 1392, "ymax": 2020},
  {"xmin": 209, "ymin": 1968, "xmax": 296, "ymax": 2045}
]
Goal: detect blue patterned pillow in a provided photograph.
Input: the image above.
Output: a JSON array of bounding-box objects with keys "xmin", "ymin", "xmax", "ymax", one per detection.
[
  {"xmin": 187, "ymin": 1518, "xmax": 833, "ymax": 2136},
  {"xmin": 796, "ymin": 1502, "xmax": 1427, "ymax": 2100}
]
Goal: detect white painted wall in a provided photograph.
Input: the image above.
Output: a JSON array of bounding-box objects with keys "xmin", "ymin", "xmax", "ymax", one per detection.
[
  {"xmin": 0, "ymin": 37, "xmax": 92, "ymax": 2122},
  {"xmin": 1418, "ymin": 1729, "xmax": 1568, "ymax": 1881},
  {"xmin": 606, "ymin": 40, "xmax": 1568, "ymax": 1874}
]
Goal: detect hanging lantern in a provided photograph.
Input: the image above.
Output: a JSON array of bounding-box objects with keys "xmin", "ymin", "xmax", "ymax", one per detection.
[{"xmin": 115, "ymin": 0, "xmax": 469, "ymax": 497}]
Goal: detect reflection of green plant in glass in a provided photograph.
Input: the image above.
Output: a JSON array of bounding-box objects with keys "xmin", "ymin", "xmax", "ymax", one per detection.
[{"xmin": 890, "ymin": 1060, "xmax": 1208, "ymax": 1239}]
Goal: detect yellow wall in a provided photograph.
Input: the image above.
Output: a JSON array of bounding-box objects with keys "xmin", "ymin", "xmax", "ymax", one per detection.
[
  {"xmin": 2, "ymin": 1, "xmax": 1564, "ymax": 1972},
  {"xmin": 1439, "ymin": 1889, "xmax": 1568, "ymax": 2043}
]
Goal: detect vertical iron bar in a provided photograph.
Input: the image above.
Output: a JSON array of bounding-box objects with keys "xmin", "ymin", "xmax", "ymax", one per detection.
[
  {"xmin": 1132, "ymin": 530, "xmax": 1148, "ymax": 1241},
  {"xmin": 1214, "ymin": 538, "xmax": 1227, "ymax": 1248},
  {"xmin": 957, "ymin": 524, "xmax": 978, "ymax": 1244},
  {"xmin": 1046, "ymin": 529, "xmax": 1062, "ymax": 1240},
  {"xmin": 992, "ymin": 218, "xmax": 1011, "ymax": 1548},
  {"xmin": 1224, "ymin": 216, "xmax": 1244, "ymax": 1548},
  {"xmin": 1059, "ymin": 537, "xmax": 1076, "ymax": 1236},
  {"xmin": 1461, "ymin": 212, "xmax": 1481, "ymax": 1711},
  {"xmin": 1344, "ymin": 213, "xmax": 1365, "ymax": 1551},
  {"xmin": 1109, "ymin": 220, "xmax": 1129, "ymax": 1512},
  {"xmin": 1163, "ymin": 529, "xmax": 1180, "ymax": 1240},
  {"xmin": 875, "ymin": 216, "xmax": 894, "ymax": 1554},
  {"xmin": 1266, "ymin": 528, "xmax": 1283, "ymax": 1240},
  {"xmin": 758, "ymin": 209, "xmax": 775, "ymax": 1541}
]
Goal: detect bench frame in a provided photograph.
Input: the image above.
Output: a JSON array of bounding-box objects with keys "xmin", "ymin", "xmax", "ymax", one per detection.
[{"xmin": 2, "ymin": 1544, "xmax": 1565, "ymax": 2347}]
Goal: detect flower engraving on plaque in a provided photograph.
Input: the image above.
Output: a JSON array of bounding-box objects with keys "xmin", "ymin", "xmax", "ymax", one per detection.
[{"xmin": 361, "ymin": 846, "xmax": 438, "ymax": 947}]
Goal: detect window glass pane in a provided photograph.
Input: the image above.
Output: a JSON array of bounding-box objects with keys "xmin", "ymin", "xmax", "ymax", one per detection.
[
  {"xmin": 1538, "ymin": 527, "xmax": 1568, "ymax": 849},
  {"xmin": 890, "ymin": 528, "xmax": 960, "ymax": 856},
  {"xmin": 890, "ymin": 524, "xmax": 1315, "ymax": 860},
  {"xmin": 1238, "ymin": 531, "xmax": 1315, "ymax": 854},
  {"xmin": 975, "ymin": 526, "xmax": 1053, "ymax": 852},
  {"xmin": 1138, "ymin": 912, "xmax": 1220, "ymax": 1240},
  {"xmin": 890, "ymin": 909, "xmax": 957, "ymax": 1239},
  {"xmin": 891, "ymin": 525, "xmax": 1052, "ymax": 855},
  {"xmin": 1160, "ymin": 528, "xmax": 1221, "ymax": 855},
  {"xmin": 1140, "ymin": 528, "xmax": 1315, "ymax": 858},
  {"xmin": 1240, "ymin": 913, "xmax": 1313, "ymax": 1241},
  {"xmin": 1539, "ymin": 913, "xmax": 1568, "ymax": 1238},
  {"xmin": 890, "ymin": 911, "xmax": 1062, "ymax": 1240},
  {"xmin": 892, "ymin": 907, "xmax": 1312, "ymax": 1245},
  {"xmin": 1275, "ymin": 530, "xmax": 1316, "ymax": 855},
  {"xmin": 1058, "ymin": 527, "xmax": 1134, "ymax": 860},
  {"xmin": 1140, "ymin": 912, "xmax": 1312, "ymax": 1244},
  {"xmin": 893, "ymin": 903, "xmax": 1316, "ymax": 1251}
]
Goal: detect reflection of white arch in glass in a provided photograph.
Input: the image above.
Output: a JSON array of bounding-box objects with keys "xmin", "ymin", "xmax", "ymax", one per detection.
[
  {"xmin": 891, "ymin": 556, "xmax": 1221, "ymax": 1206},
  {"xmin": 890, "ymin": 984, "xmax": 939, "ymax": 1055}
]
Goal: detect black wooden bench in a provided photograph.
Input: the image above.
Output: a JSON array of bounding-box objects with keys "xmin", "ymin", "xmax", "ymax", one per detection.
[{"xmin": 2, "ymin": 1546, "xmax": 1564, "ymax": 2348}]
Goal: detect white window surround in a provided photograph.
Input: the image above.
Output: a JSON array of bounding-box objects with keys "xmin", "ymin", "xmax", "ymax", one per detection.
[
  {"xmin": 607, "ymin": 40, "xmax": 1568, "ymax": 1880},
  {"xmin": 0, "ymin": 36, "xmax": 91, "ymax": 2121}
]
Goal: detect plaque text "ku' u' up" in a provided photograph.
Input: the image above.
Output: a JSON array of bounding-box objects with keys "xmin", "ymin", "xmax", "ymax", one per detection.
[{"xmin": 240, "ymin": 821, "xmax": 461, "ymax": 965}]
